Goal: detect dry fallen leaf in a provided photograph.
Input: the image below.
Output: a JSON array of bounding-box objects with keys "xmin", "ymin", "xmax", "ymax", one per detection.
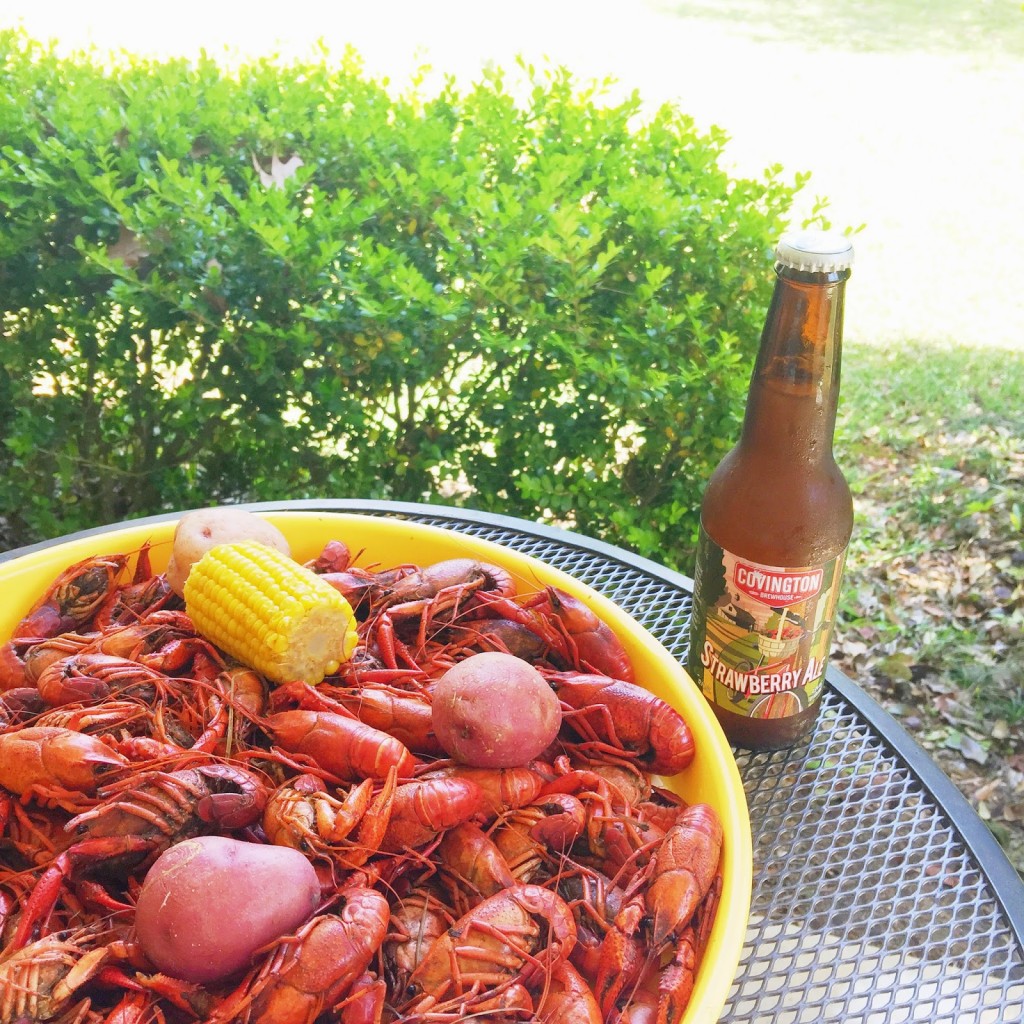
[
  {"xmin": 959, "ymin": 735, "xmax": 989, "ymax": 765},
  {"xmin": 106, "ymin": 225, "xmax": 149, "ymax": 268},
  {"xmin": 252, "ymin": 152, "xmax": 304, "ymax": 190}
]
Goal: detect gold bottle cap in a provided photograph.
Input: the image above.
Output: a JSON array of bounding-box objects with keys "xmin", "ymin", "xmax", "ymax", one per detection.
[{"xmin": 775, "ymin": 230, "xmax": 855, "ymax": 273}]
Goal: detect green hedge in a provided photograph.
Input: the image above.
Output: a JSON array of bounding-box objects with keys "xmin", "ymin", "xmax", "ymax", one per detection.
[{"xmin": 0, "ymin": 30, "xmax": 805, "ymax": 569}]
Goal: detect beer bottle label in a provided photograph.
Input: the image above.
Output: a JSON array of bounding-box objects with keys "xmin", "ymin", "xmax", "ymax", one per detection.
[{"xmin": 687, "ymin": 527, "xmax": 847, "ymax": 721}]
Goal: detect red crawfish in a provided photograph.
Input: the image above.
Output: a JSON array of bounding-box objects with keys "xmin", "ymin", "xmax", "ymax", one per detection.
[
  {"xmin": 19, "ymin": 633, "xmax": 94, "ymax": 686},
  {"xmin": 401, "ymin": 883, "xmax": 577, "ymax": 1018},
  {"xmin": 9, "ymin": 763, "xmax": 269, "ymax": 951},
  {"xmin": 34, "ymin": 653, "xmax": 167, "ymax": 707},
  {"xmin": 91, "ymin": 548, "xmax": 177, "ymax": 630},
  {"xmin": 417, "ymin": 763, "xmax": 547, "ymax": 821},
  {"xmin": 32, "ymin": 679, "xmax": 245, "ymax": 763},
  {"xmin": 31, "ymin": 700, "xmax": 150, "ymax": 740},
  {"xmin": 489, "ymin": 792, "xmax": 588, "ymax": 884},
  {"xmin": 536, "ymin": 959, "xmax": 603, "ymax": 1024},
  {"xmin": 368, "ymin": 558, "xmax": 516, "ymax": 669},
  {"xmin": 326, "ymin": 685, "xmax": 442, "ymax": 757},
  {"xmin": 0, "ymin": 727, "xmax": 129, "ymax": 812},
  {"xmin": 538, "ymin": 587, "xmax": 636, "ymax": 682},
  {"xmin": 434, "ymin": 822, "xmax": 517, "ymax": 916},
  {"xmin": 594, "ymin": 803, "xmax": 723, "ymax": 1024},
  {"xmin": 64, "ymin": 762, "xmax": 269, "ymax": 854},
  {"xmin": 159, "ymin": 668, "xmax": 258, "ymax": 759},
  {"xmin": 90, "ymin": 611, "xmax": 221, "ymax": 681},
  {"xmin": 273, "ymin": 680, "xmax": 443, "ymax": 758},
  {"xmin": 552, "ymin": 865, "xmax": 630, "ymax": 982},
  {"xmin": 8, "ymin": 553, "xmax": 130, "ymax": 641},
  {"xmin": 646, "ymin": 803, "xmax": 723, "ymax": 948},
  {"xmin": 305, "ymin": 538, "xmax": 354, "ymax": 575},
  {"xmin": 214, "ymin": 665, "xmax": 268, "ymax": 754},
  {"xmin": 546, "ymin": 672, "xmax": 696, "ymax": 776},
  {"xmin": 476, "ymin": 585, "xmax": 635, "ymax": 682},
  {"xmin": 208, "ymin": 888, "xmax": 391, "ymax": 1024},
  {"xmin": 0, "ymin": 924, "xmax": 117, "ymax": 1024},
  {"xmin": 264, "ymin": 710, "xmax": 417, "ymax": 782},
  {"xmin": 0, "ymin": 552, "xmax": 126, "ymax": 689},
  {"xmin": 384, "ymin": 882, "xmax": 454, "ymax": 1001},
  {"xmin": 539, "ymin": 761, "xmax": 668, "ymax": 878},
  {"xmin": 262, "ymin": 769, "xmax": 398, "ymax": 873},
  {"xmin": 377, "ymin": 776, "xmax": 485, "ymax": 854}
]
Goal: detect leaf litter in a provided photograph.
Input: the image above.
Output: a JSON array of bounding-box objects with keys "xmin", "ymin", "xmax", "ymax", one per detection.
[{"xmin": 833, "ymin": 417, "xmax": 1024, "ymax": 876}]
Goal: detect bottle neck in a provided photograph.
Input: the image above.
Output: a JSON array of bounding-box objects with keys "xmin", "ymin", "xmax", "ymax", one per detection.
[{"xmin": 739, "ymin": 265, "xmax": 849, "ymax": 461}]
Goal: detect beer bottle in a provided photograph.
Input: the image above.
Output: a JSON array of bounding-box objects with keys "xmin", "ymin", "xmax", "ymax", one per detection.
[{"xmin": 686, "ymin": 229, "xmax": 854, "ymax": 750}]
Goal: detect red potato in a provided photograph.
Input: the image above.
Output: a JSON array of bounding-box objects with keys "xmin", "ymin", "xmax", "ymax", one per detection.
[
  {"xmin": 166, "ymin": 507, "xmax": 291, "ymax": 597},
  {"xmin": 431, "ymin": 652, "xmax": 561, "ymax": 768},
  {"xmin": 135, "ymin": 835, "xmax": 320, "ymax": 984}
]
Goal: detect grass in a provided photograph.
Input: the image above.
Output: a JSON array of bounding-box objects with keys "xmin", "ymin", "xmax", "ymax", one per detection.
[
  {"xmin": 652, "ymin": 0, "xmax": 1024, "ymax": 58},
  {"xmin": 839, "ymin": 342, "xmax": 1024, "ymax": 432}
]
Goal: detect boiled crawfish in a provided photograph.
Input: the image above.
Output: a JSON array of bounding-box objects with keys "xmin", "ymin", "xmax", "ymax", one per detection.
[
  {"xmin": 475, "ymin": 585, "xmax": 636, "ymax": 681},
  {"xmin": 10, "ymin": 554, "xmax": 129, "ymax": 641},
  {"xmin": 0, "ymin": 924, "xmax": 118, "ymax": 1024},
  {"xmin": 262, "ymin": 770, "xmax": 397, "ymax": 874},
  {"xmin": 65, "ymin": 762, "xmax": 269, "ymax": 857},
  {"xmin": 400, "ymin": 883, "xmax": 577, "ymax": 1018},
  {"xmin": 209, "ymin": 888, "xmax": 391, "ymax": 1024},
  {"xmin": 547, "ymin": 672, "xmax": 696, "ymax": 775},
  {"xmin": 1, "ymin": 554, "xmax": 131, "ymax": 692},
  {"xmin": 368, "ymin": 558, "xmax": 516, "ymax": 669},
  {"xmin": 0, "ymin": 727, "xmax": 129, "ymax": 812},
  {"xmin": 265, "ymin": 710, "xmax": 417, "ymax": 783},
  {"xmin": 8, "ymin": 762, "xmax": 270, "ymax": 952}
]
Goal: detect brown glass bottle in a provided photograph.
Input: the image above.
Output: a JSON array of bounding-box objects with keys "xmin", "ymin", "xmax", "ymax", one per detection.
[{"xmin": 686, "ymin": 230, "xmax": 854, "ymax": 750}]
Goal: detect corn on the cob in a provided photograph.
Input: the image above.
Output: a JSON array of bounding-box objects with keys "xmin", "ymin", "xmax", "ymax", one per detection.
[{"xmin": 183, "ymin": 540, "xmax": 358, "ymax": 685}]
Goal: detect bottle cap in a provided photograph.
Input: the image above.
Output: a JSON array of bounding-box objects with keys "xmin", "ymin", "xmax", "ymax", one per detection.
[{"xmin": 775, "ymin": 230, "xmax": 854, "ymax": 273}]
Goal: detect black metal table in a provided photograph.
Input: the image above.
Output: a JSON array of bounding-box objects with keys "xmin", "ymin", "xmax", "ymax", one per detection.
[{"xmin": 4, "ymin": 499, "xmax": 1023, "ymax": 1023}]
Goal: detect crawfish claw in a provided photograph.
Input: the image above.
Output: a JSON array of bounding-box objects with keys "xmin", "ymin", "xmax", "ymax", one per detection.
[{"xmin": 196, "ymin": 791, "xmax": 265, "ymax": 829}]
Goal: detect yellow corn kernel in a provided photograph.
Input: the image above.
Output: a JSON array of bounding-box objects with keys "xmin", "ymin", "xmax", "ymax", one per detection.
[{"xmin": 183, "ymin": 540, "xmax": 357, "ymax": 685}]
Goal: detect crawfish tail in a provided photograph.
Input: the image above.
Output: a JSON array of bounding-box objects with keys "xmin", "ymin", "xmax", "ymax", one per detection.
[
  {"xmin": 265, "ymin": 710, "xmax": 417, "ymax": 782},
  {"xmin": 647, "ymin": 803, "xmax": 724, "ymax": 946},
  {"xmin": 379, "ymin": 777, "xmax": 484, "ymax": 853},
  {"xmin": 0, "ymin": 727, "xmax": 129, "ymax": 797},
  {"xmin": 243, "ymin": 890, "xmax": 390, "ymax": 1024},
  {"xmin": 551, "ymin": 673, "xmax": 695, "ymax": 775}
]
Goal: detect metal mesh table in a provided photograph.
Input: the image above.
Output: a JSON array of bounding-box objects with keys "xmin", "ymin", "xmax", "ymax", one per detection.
[{"xmin": 4, "ymin": 499, "xmax": 1023, "ymax": 1022}]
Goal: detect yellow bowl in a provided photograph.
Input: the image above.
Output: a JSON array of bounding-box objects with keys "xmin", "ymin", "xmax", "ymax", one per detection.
[{"xmin": 0, "ymin": 510, "xmax": 751, "ymax": 1023}]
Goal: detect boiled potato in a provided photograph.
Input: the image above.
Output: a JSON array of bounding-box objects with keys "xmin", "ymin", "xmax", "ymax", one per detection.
[
  {"xmin": 431, "ymin": 651, "xmax": 562, "ymax": 768},
  {"xmin": 135, "ymin": 836, "xmax": 320, "ymax": 983},
  {"xmin": 166, "ymin": 507, "xmax": 290, "ymax": 597}
]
